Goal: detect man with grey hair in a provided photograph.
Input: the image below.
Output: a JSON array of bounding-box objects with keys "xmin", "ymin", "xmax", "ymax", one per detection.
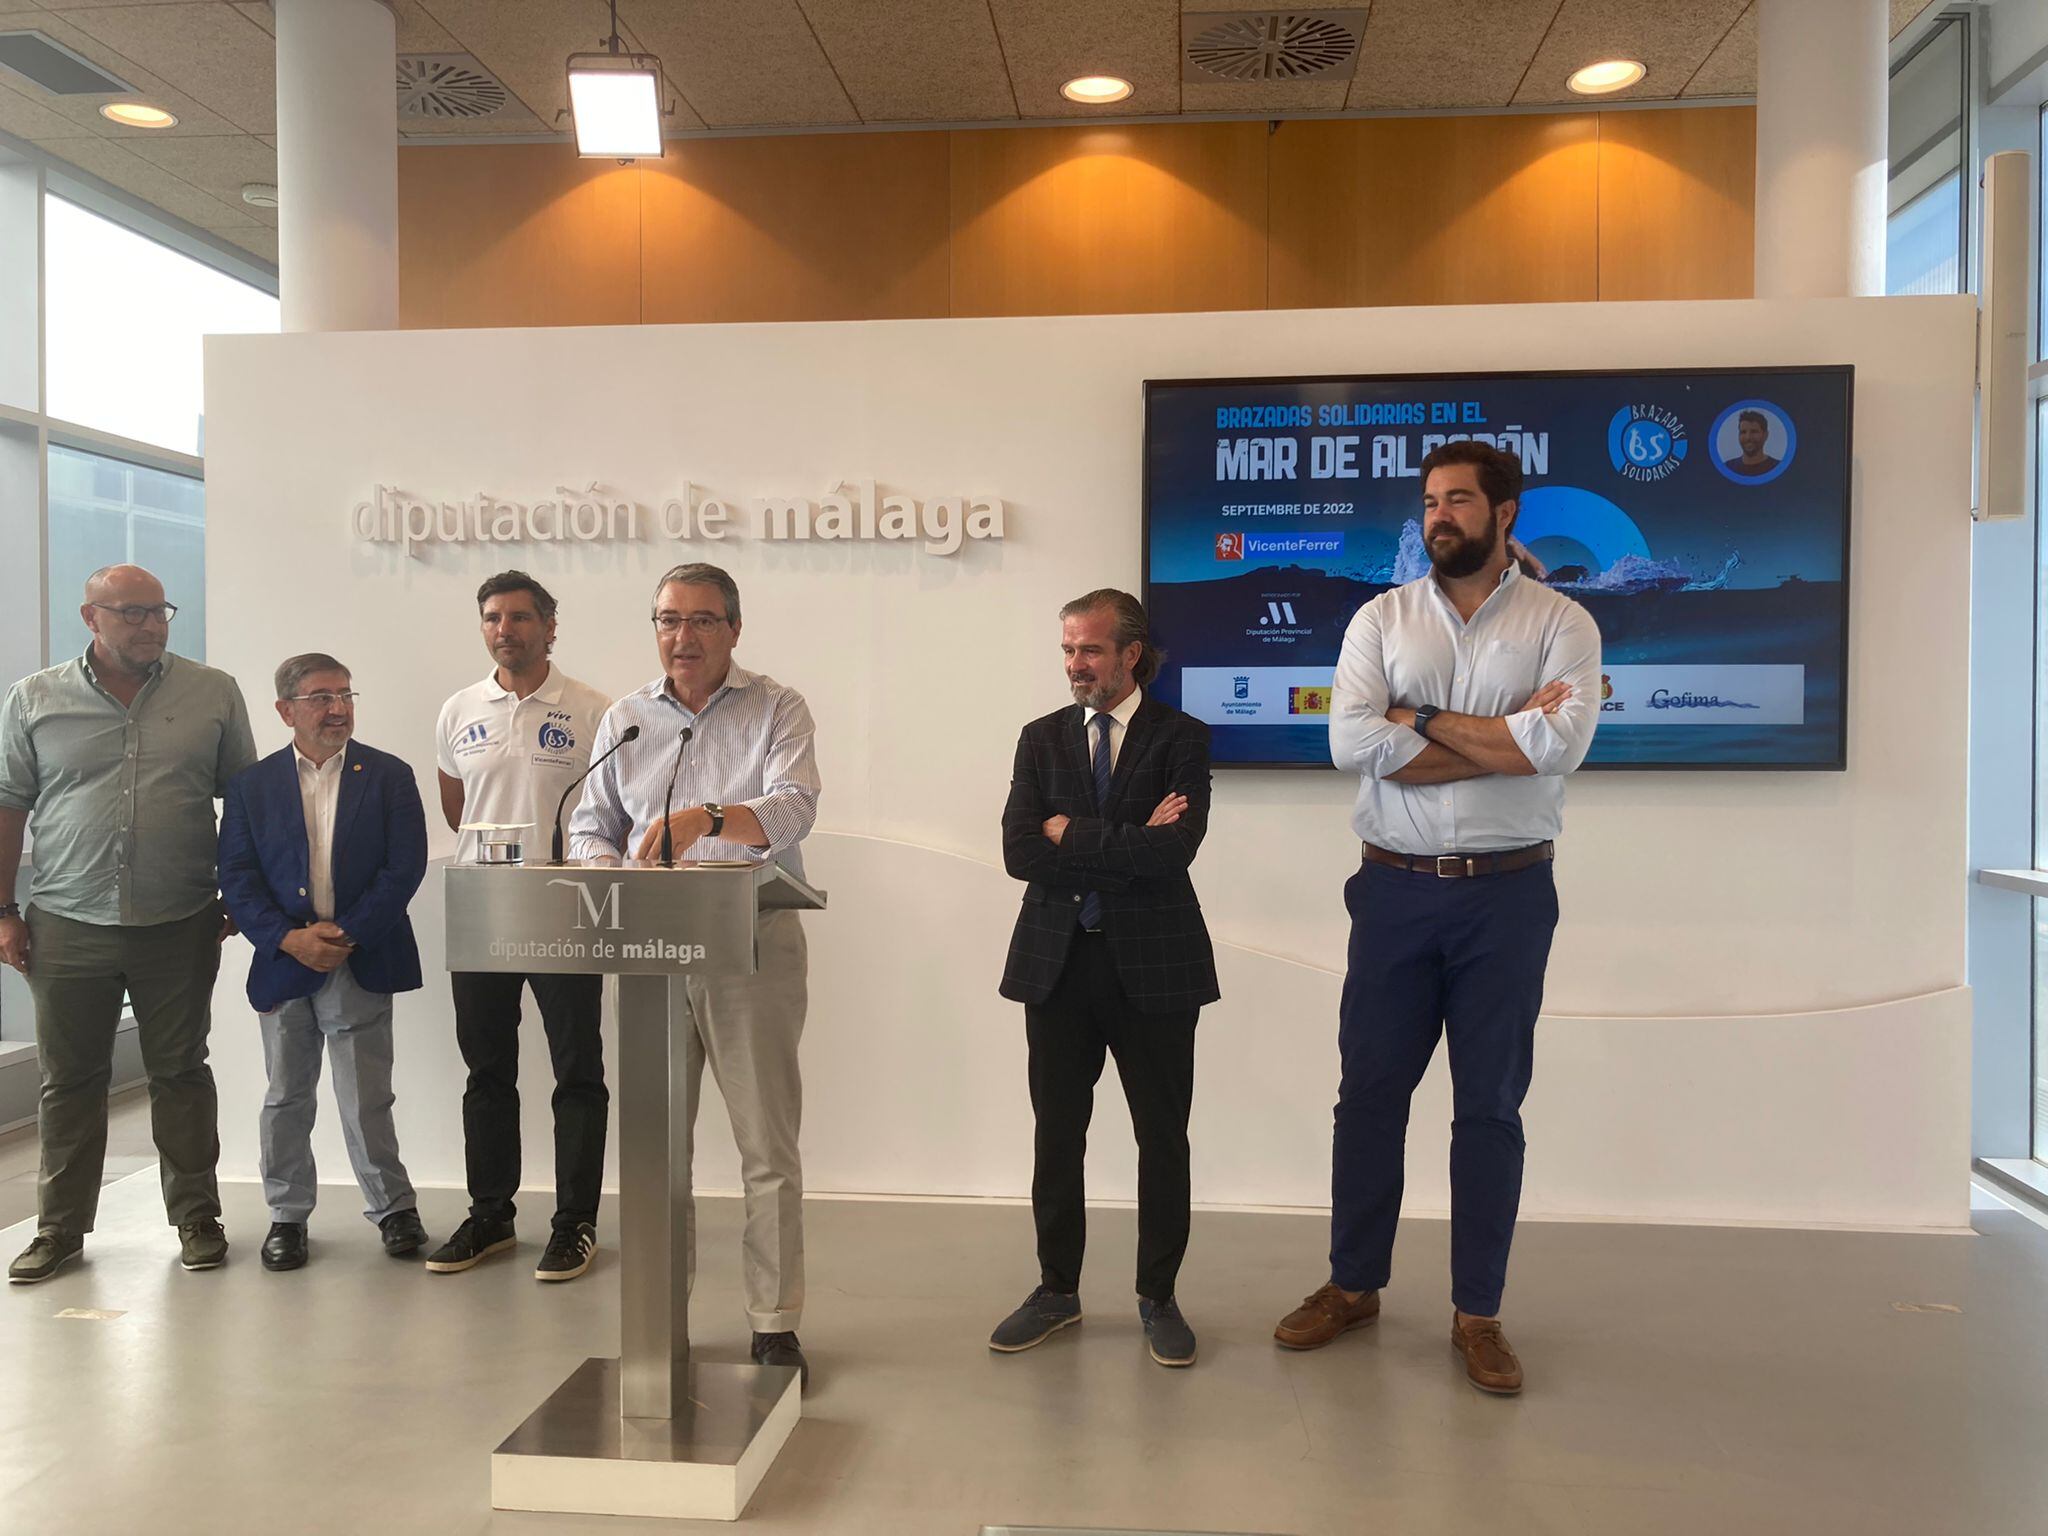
[
  {"xmin": 1, "ymin": 565, "xmax": 257, "ymax": 1282},
  {"xmin": 218, "ymin": 654, "xmax": 428, "ymax": 1272},
  {"xmin": 569, "ymin": 561, "xmax": 821, "ymax": 1386}
]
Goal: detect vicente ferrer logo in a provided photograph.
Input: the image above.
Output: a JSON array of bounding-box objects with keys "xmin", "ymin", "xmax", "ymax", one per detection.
[{"xmin": 1215, "ymin": 531, "xmax": 1245, "ymax": 561}]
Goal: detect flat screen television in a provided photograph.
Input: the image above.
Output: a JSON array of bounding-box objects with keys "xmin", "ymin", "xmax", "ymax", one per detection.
[{"xmin": 1142, "ymin": 367, "xmax": 1853, "ymax": 770}]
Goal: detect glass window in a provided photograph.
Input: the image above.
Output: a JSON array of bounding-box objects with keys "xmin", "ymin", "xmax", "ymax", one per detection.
[
  {"xmin": 43, "ymin": 195, "xmax": 278, "ymax": 456},
  {"xmin": 46, "ymin": 444, "xmax": 206, "ymax": 663},
  {"xmin": 1886, "ymin": 17, "xmax": 1966, "ymax": 297}
]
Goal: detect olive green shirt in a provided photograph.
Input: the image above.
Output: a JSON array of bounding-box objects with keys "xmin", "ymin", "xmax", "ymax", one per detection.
[{"xmin": 0, "ymin": 649, "xmax": 259, "ymax": 927}]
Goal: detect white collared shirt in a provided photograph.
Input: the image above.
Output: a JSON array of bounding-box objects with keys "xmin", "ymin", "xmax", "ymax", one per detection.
[
  {"xmin": 1083, "ymin": 685, "xmax": 1143, "ymax": 774},
  {"xmin": 294, "ymin": 744, "xmax": 345, "ymax": 920},
  {"xmin": 1330, "ymin": 565, "xmax": 1602, "ymax": 856},
  {"xmin": 436, "ymin": 664, "xmax": 612, "ymax": 862}
]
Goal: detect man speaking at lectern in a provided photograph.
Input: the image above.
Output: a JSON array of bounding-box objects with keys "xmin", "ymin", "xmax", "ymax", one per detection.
[
  {"xmin": 569, "ymin": 562, "xmax": 821, "ymax": 1387},
  {"xmin": 992, "ymin": 589, "xmax": 1217, "ymax": 1369}
]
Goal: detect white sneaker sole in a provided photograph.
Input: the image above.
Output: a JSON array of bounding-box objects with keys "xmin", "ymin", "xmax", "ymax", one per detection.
[
  {"xmin": 425, "ymin": 1235, "xmax": 516, "ymax": 1273},
  {"xmin": 535, "ymin": 1246, "xmax": 596, "ymax": 1282}
]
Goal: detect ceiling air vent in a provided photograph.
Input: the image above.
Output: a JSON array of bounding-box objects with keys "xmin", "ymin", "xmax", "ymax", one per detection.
[
  {"xmin": 396, "ymin": 54, "xmax": 513, "ymax": 121},
  {"xmin": 0, "ymin": 30, "xmax": 133, "ymax": 95},
  {"xmin": 1181, "ymin": 10, "xmax": 1367, "ymax": 84}
]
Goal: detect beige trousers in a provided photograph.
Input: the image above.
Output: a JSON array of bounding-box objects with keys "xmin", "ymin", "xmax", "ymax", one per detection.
[{"xmin": 681, "ymin": 908, "xmax": 808, "ymax": 1333}]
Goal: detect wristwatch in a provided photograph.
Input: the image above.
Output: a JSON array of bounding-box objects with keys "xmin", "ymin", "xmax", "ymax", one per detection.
[
  {"xmin": 1411, "ymin": 705, "xmax": 1442, "ymax": 740},
  {"xmin": 0, "ymin": 903, "xmax": 19, "ymax": 921},
  {"xmin": 701, "ymin": 803, "xmax": 726, "ymax": 838}
]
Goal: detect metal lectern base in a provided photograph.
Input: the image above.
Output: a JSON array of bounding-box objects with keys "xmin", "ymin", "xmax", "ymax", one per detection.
[{"xmin": 491, "ymin": 1358, "xmax": 802, "ymax": 1522}]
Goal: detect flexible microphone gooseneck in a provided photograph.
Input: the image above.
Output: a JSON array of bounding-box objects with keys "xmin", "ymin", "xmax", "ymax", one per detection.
[
  {"xmin": 549, "ymin": 723, "xmax": 640, "ymax": 865},
  {"xmin": 657, "ymin": 725, "xmax": 694, "ymax": 867}
]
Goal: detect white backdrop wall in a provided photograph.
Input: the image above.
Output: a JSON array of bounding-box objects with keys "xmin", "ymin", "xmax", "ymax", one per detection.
[{"xmin": 202, "ymin": 297, "xmax": 1976, "ymax": 1232}]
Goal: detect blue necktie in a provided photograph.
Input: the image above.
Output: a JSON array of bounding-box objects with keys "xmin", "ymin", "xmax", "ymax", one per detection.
[{"xmin": 1078, "ymin": 712, "xmax": 1113, "ymax": 930}]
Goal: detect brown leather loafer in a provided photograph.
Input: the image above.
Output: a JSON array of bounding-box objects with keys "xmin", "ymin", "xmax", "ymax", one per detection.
[
  {"xmin": 1273, "ymin": 1282, "xmax": 1380, "ymax": 1349},
  {"xmin": 1451, "ymin": 1313, "xmax": 1523, "ymax": 1394}
]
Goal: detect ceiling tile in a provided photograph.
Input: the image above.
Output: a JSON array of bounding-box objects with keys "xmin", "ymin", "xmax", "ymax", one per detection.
[
  {"xmin": 0, "ymin": 6, "xmax": 246, "ymax": 135},
  {"xmin": 388, "ymin": 0, "xmax": 460, "ymax": 53},
  {"xmin": 1682, "ymin": 2, "xmax": 1752, "ymax": 98},
  {"xmin": 1512, "ymin": 0, "xmax": 1749, "ymax": 106},
  {"xmin": 0, "ymin": 73, "xmax": 82, "ymax": 137},
  {"xmin": 988, "ymin": 0, "xmax": 1178, "ymax": 120},
  {"xmin": 58, "ymin": 2, "xmax": 278, "ymax": 133},
  {"xmin": 797, "ymin": 0, "xmax": 1017, "ymax": 123},
  {"xmin": 1891, "ymin": 0, "xmax": 1940, "ymax": 38},
  {"xmin": 1348, "ymin": 0, "xmax": 1556, "ymax": 111},
  {"xmin": 121, "ymin": 127, "xmax": 272, "ymax": 207},
  {"xmin": 613, "ymin": 0, "xmax": 855, "ymax": 128},
  {"xmin": 232, "ymin": 0, "xmax": 266, "ymax": 34},
  {"xmin": 37, "ymin": 130, "xmax": 257, "ymax": 225},
  {"xmin": 1180, "ymin": 75, "xmax": 1348, "ymax": 113},
  {"xmin": 215, "ymin": 224, "xmax": 274, "ymax": 261},
  {"xmin": 416, "ymin": 0, "xmax": 705, "ymax": 131}
]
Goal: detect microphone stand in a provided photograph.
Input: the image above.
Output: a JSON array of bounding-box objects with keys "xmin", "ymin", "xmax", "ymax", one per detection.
[
  {"xmin": 657, "ymin": 725, "xmax": 694, "ymax": 867},
  {"xmin": 549, "ymin": 723, "xmax": 641, "ymax": 865}
]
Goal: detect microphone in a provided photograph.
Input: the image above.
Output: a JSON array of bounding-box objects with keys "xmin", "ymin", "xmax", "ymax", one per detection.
[
  {"xmin": 550, "ymin": 723, "xmax": 640, "ymax": 865},
  {"xmin": 657, "ymin": 725, "xmax": 694, "ymax": 867}
]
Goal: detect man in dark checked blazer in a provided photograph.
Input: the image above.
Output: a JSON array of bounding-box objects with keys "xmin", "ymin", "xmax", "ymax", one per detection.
[{"xmin": 990, "ymin": 588, "xmax": 1220, "ymax": 1368}]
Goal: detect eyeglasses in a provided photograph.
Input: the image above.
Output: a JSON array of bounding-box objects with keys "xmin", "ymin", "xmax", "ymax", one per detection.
[
  {"xmin": 286, "ymin": 691, "xmax": 361, "ymax": 708},
  {"xmin": 651, "ymin": 613, "xmax": 730, "ymax": 636},
  {"xmin": 90, "ymin": 602, "xmax": 177, "ymax": 625}
]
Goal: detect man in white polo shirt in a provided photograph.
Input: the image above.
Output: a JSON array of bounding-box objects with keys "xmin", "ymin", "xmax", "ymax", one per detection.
[{"xmin": 427, "ymin": 571, "xmax": 613, "ymax": 1282}]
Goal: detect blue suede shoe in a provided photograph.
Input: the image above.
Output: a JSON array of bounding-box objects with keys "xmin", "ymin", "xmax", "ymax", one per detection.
[
  {"xmin": 1139, "ymin": 1295, "xmax": 1197, "ymax": 1367},
  {"xmin": 989, "ymin": 1286, "xmax": 1083, "ymax": 1352}
]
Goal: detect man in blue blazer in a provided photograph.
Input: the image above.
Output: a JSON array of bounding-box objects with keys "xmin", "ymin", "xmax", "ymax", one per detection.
[{"xmin": 218, "ymin": 653, "xmax": 429, "ymax": 1272}]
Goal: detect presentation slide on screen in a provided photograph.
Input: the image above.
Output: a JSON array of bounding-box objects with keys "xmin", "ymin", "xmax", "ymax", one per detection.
[{"xmin": 1143, "ymin": 368, "xmax": 1853, "ymax": 769}]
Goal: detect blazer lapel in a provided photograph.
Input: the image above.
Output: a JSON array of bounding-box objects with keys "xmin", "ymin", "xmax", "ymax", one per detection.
[
  {"xmin": 330, "ymin": 741, "xmax": 367, "ymax": 863},
  {"xmin": 1063, "ymin": 706, "xmax": 1097, "ymax": 810},
  {"xmin": 1106, "ymin": 698, "xmax": 1158, "ymax": 807}
]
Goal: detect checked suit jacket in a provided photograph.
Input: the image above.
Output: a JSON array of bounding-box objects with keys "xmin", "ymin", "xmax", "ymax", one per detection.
[{"xmin": 999, "ymin": 693, "xmax": 1220, "ymax": 1015}]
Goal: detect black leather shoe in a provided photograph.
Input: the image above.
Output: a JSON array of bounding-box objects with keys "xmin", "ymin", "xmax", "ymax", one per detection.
[
  {"xmin": 379, "ymin": 1209, "xmax": 428, "ymax": 1257},
  {"xmin": 260, "ymin": 1222, "xmax": 307, "ymax": 1272},
  {"xmin": 751, "ymin": 1330, "xmax": 809, "ymax": 1390},
  {"xmin": 989, "ymin": 1286, "xmax": 1082, "ymax": 1351},
  {"xmin": 8, "ymin": 1230, "xmax": 82, "ymax": 1284}
]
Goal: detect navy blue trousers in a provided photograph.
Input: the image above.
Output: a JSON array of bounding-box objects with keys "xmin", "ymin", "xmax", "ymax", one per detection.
[{"xmin": 1330, "ymin": 858, "xmax": 1558, "ymax": 1317}]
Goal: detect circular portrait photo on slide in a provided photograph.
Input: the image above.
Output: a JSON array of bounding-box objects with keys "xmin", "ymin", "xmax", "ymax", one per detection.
[{"xmin": 1710, "ymin": 399, "xmax": 1797, "ymax": 486}]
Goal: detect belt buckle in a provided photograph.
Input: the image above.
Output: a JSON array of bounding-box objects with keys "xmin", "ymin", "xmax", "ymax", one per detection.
[{"xmin": 1433, "ymin": 854, "xmax": 1471, "ymax": 879}]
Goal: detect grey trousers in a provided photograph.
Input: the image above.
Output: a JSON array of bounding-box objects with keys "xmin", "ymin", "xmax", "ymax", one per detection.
[
  {"xmin": 26, "ymin": 904, "xmax": 222, "ymax": 1234},
  {"xmin": 682, "ymin": 909, "xmax": 808, "ymax": 1333},
  {"xmin": 258, "ymin": 964, "xmax": 416, "ymax": 1226}
]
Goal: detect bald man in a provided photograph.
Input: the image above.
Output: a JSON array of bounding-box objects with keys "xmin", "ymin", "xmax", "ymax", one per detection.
[{"xmin": 0, "ymin": 566, "xmax": 258, "ymax": 1282}]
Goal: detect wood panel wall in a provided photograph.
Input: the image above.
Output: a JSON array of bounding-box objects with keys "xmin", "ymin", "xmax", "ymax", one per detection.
[{"xmin": 397, "ymin": 108, "xmax": 1755, "ymax": 329}]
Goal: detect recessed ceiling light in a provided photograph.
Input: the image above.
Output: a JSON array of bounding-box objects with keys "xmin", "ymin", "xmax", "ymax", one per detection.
[
  {"xmin": 1061, "ymin": 75, "xmax": 1134, "ymax": 105},
  {"xmin": 1566, "ymin": 59, "xmax": 1647, "ymax": 95},
  {"xmin": 241, "ymin": 182, "xmax": 278, "ymax": 208},
  {"xmin": 98, "ymin": 101, "xmax": 177, "ymax": 128}
]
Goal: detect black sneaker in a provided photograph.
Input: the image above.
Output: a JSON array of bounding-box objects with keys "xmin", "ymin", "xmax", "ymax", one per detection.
[
  {"xmin": 535, "ymin": 1223, "xmax": 598, "ymax": 1282},
  {"xmin": 260, "ymin": 1221, "xmax": 308, "ymax": 1272},
  {"xmin": 423, "ymin": 1216, "xmax": 516, "ymax": 1273},
  {"xmin": 989, "ymin": 1286, "xmax": 1083, "ymax": 1352},
  {"xmin": 1139, "ymin": 1295, "xmax": 1197, "ymax": 1367},
  {"xmin": 178, "ymin": 1218, "xmax": 229, "ymax": 1271},
  {"xmin": 7, "ymin": 1230, "xmax": 82, "ymax": 1284},
  {"xmin": 751, "ymin": 1330, "xmax": 809, "ymax": 1389}
]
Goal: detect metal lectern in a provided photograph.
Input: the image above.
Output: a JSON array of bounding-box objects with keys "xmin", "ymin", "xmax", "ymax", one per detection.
[{"xmin": 445, "ymin": 858, "xmax": 827, "ymax": 1522}]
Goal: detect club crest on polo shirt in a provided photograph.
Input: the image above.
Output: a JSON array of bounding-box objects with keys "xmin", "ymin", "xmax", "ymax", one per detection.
[{"xmin": 535, "ymin": 710, "xmax": 580, "ymax": 765}]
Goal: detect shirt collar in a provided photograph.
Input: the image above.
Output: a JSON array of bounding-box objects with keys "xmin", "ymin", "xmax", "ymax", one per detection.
[
  {"xmin": 481, "ymin": 663, "xmax": 563, "ymax": 704},
  {"xmin": 293, "ymin": 742, "xmax": 346, "ymax": 775},
  {"xmin": 646, "ymin": 661, "xmax": 756, "ymax": 715},
  {"xmin": 80, "ymin": 646, "xmax": 167, "ymax": 690},
  {"xmin": 1086, "ymin": 685, "xmax": 1144, "ymax": 731}
]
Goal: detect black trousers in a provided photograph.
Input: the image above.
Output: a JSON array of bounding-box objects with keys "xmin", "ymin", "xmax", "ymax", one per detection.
[
  {"xmin": 1024, "ymin": 932, "xmax": 1198, "ymax": 1303},
  {"xmin": 451, "ymin": 971, "xmax": 608, "ymax": 1232}
]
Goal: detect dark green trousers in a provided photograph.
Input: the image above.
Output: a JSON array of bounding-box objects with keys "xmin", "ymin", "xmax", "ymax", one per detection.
[{"xmin": 25, "ymin": 904, "xmax": 223, "ymax": 1234}]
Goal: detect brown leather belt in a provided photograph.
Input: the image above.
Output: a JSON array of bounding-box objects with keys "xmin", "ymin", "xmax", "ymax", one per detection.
[{"xmin": 1361, "ymin": 841, "xmax": 1554, "ymax": 879}]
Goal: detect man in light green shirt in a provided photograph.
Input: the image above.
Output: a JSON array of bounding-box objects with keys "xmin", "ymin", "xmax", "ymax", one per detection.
[{"xmin": 0, "ymin": 566, "xmax": 258, "ymax": 1282}]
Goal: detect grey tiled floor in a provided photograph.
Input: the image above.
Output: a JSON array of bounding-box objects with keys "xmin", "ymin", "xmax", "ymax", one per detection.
[{"xmin": 3, "ymin": 1164, "xmax": 2046, "ymax": 1535}]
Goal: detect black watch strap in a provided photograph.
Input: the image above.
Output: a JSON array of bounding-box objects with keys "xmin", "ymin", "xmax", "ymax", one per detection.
[
  {"xmin": 702, "ymin": 803, "xmax": 726, "ymax": 838},
  {"xmin": 1412, "ymin": 705, "xmax": 1442, "ymax": 740},
  {"xmin": 0, "ymin": 902, "xmax": 20, "ymax": 920}
]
